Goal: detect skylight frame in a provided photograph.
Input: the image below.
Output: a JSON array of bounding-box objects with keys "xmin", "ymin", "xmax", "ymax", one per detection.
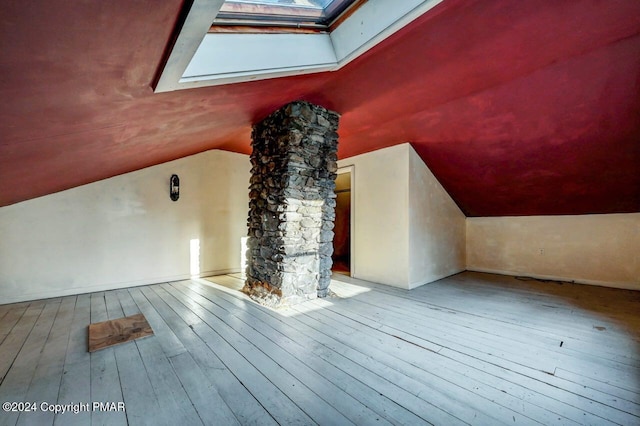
[
  {"xmin": 153, "ymin": 0, "xmax": 445, "ymax": 93},
  {"xmin": 213, "ymin": 0, "xmax": 356, "ymax": 29}
]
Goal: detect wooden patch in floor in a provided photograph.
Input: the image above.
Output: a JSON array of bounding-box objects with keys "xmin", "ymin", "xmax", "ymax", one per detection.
[{"xmin": 88, "ymin": 313, "xmax": 153, "ymax": 352}]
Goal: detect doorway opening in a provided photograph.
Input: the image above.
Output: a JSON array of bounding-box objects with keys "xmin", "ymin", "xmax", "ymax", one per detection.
[{"xmin": 333, "ymin": 167, "xmax": 353, "ymax": 276}]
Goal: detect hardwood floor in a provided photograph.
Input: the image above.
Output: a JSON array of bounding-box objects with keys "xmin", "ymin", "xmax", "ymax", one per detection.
[{"xmin": 0, "ymin": 271, "xmax": 639, "ymax": 425}]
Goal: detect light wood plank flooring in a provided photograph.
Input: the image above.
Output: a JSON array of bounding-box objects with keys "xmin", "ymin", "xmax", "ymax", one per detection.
[{"xmin": 0, "ymin": 271, "xmax": 639, "ymax": 425}]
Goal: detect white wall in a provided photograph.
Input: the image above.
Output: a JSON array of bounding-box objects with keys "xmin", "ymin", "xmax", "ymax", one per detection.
[
  {"xmin": 0, "ymin": 150, "xmax": 250, "ymax": 304},
  {"xmin": 467, "ymin": 214, "xmax": 640, "ymax": 289},
  {"xmin": 338, "ymin": 143, "xmax": 466, "ymax": 289},
  {"xmin": 408, "ymin": 146, "xmax": 466, "ymax": 288},
  {"xmin": 6, "ymin": 142, "xmax": 633, "ymax": 303},
  {"xmin": 338, "ymin": 144, "xmax": 410, "ymax": 287}
]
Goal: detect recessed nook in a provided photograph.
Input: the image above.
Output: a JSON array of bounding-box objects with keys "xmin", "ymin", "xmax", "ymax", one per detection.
[{"xmin": 332, "ymin": 167, "xmax": 352, "ymax": 276}]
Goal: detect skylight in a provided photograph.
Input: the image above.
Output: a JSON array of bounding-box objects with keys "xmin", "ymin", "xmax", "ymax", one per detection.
[
  {"xmin": 214, "ymin": 0, "xmax": 357, "ymax": 29},
  {"xmin": 154, "ymin": 0, "xmax": 445, "ymax": 92}
]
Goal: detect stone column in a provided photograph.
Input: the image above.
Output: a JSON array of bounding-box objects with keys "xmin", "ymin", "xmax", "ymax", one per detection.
[{"xmin": 244, "ymin": 101, "xmax": 339, "ymax": 307}]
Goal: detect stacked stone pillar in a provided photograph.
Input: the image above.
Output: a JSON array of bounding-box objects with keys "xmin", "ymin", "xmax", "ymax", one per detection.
[{"xmin": 244, "ymin": 101, "xmax": 339, "ymax": 306}]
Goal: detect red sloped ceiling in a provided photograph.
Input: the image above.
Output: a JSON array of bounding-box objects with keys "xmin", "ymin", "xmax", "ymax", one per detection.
[{"xmin": 0, "ymin": 0, "xmax": 638, "ymax": 216}]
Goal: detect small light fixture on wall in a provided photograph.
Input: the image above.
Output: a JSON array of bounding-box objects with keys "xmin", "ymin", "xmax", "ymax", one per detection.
[{"xmin": 170, "ymin": 174, "xmax": 180, "ymax": 201}]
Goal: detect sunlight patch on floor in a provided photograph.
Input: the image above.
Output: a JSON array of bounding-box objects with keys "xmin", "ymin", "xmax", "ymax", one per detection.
[{"xmin": 200, "ymin": 273, "xmax": 372, "ymax": 317}]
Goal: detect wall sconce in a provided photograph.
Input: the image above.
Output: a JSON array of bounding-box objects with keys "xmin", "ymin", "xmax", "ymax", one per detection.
[{"xmin": 170, "ymin": 174, "xmax": 180, "ymax": 201}]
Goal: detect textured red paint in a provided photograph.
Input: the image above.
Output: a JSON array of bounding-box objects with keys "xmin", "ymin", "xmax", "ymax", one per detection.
[{"xmin": 0, "ymin": 0, "xmax": 638, "ymax": 216}]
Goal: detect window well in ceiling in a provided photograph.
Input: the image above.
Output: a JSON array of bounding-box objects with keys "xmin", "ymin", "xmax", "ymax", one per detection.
[
  {"xmin": 154, "ymin": 0, "xmax": 445, "ymax": 92},
  {"xmin": 213, "ymin": 0, "xmax": 358, "ymax": 30}
]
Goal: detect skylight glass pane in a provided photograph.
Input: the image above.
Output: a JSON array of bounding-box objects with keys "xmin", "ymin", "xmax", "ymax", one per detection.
[
  {"xmin": 228, "ymin": 0, "xmax": 331, "ymax": 9},
  {"xmin": 215, "ymin": 0, "xmax": 357, "ymax": 28}
]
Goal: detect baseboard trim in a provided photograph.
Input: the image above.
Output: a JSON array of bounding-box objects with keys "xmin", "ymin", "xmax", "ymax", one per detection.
[
  {"xmin": 0, "ymin": 268, "xmax": 242, "ymax": 305},
  {"xmin": 466, "ymin": 267, "xmax": 640, "ymax": 291}
]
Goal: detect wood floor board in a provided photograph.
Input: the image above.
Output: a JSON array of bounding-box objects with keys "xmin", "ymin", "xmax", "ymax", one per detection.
[
  {"xmin": 330, "ymin": 276, "xmax": 640, "ymax": 374},
  {"xmin": 303, "ymin": 297, "xmax": 633, "ymax": 426},
  {"xmin": 134, "ymin": 342, "xmax": 204, "ymax": 426},
  {"xmin": 292, "ymin": 299, "xmax": 557, "ymax": 426},
  {"xmin": 111, "ymin": 338, "xmax": 160, "ymax": 426},
  {"xmin": 162, "ymin": 282, "xmax": 304, "ymax": 424},
  {"xmin": 343, "ymin": 284, "xmax": 564, "ymax": 351},
  {"xmin": 0, "ymin": 304, "xmax": 15, "ymax": 318},
  {"xmin": 101, "ymin": 290, "xmax": 163, "ymax": 426},
  {"xmin": 153, "ymin": 283, "xmax": 204, "ymax": 325},
  {"xmin": 167, "ymin": 351, "xmax": 241, "ymax": 426},
  {"xmin": 138, "ymin": 286, "xmax": 240, "ymax": 426},
  {"xmin": 335, "ymin": 280, "xmax": 640, "ymax": 366},
  {"xmin": 553, "ymin": 368, "xmax": 640, "ymax": 413},
  {"xmin": 129, "ymin": 287, "xmax": 239, "ymax": 426},
  {"xmin": 168, "ymin": 274, "xmax": 636, "ymax": 424},
  {"xmin": 121, "ymin": 288, "xmax": 204, "ymax": 426},
  {"xmin": 301, "ymin": 299, "xmax": 580, "ymax": 425},
  {"xmin": 280, "ymin": 307, "xmax": 475, "ymax": 424},
  {"xmin": 339, "ymin": 276, "xmax": 639, "ymax": 335},
  {"xmin": 329, "ymin": 288, "xmax": 559, "ymax": 373},
  {"xmin": 0, "ymin": 302, "xmax": 31, "ymax": 323},
  {"xmin": 0, "ymin": 300, "xmax": 60, "ymax": 426},
  {"xmin": 167, "ymin": 283, "xmax": 344, "ymax": 426},
  {"xmin": 557, "ymin": 364, "xmax": 640, "ymax": 395},
  {"xmin": 417, "ymin": 295, "xmax": 640, "ymax": 348},
  {"xmin": 450, "ymin": 273, "xmax": 640, "ymax": 310},
  {"xmin": 147, "ymin": 285, "xmax": 277, "ymax": 426},
  {"xmin": 0, "ymin": 303, "xmax": 46, "ymax": 384},
  {"xmin": 0, "ymin": 305, "xmax": 29, "ymax": 346},
  {"xmin": 560, "ymin": 339, "xmax": 640, "ymax": 367},
  {"xmin": 190, "ymin": 280, "xmax": 465, "ymax": 425},
  {"xmin": 439, "ymin": 347, "xmax": 640, "ymax": 426},
  {"xmin": 55, "ymin": 294, "xmax": 92, "ymax": 426},
  {"xmin": 368, "ymin": 317, "xmax": 640, "ymax": 420},
  {"xmin": 183, "ymin": 282, "xmax": 399, "ymax": 426},
  {"xmin": 89, "ymin": 292, "xmax": 107, "ymax": 324},
  {"xmin": 88, "ymin": 292, "xmax": 127, "ymax": 426},
  {"xmin": 16, "ymin": 296, "xmax": 76, "ymax": 426},
  {"xmin": 104, "ymin": 290, "xmax": 125, "ymax": 319},
  {"xmin": 125, "ymin": 287, "xmax": 186, "ymax": 358},
  {"xmin": 1, "ymin": 271, "xmax": 638, "ymax": 426},
  {"xmin": 395, "ymin": 282, "xmax": 640, "ymax": 347},
  {"xmin": 331, "ymin": 282, "xmax": 640, "ymax": 388},
  {"xmin": 419, "ymin": 272, "xmax": 636, "ymax": 305},
  {"xmin": 190, "ymin": 281, "xmax": 445, "ymax": 425},
  {"xmin": 206, "ymin": 273, "xmax": 640, "ymax": 423},
  {"xmin": 189, "ymin": 283, "xmax": 428, "ymax": 426},
  {"xmin": 337, "ymin": 274, "xmax": 640, "ymax": 336},
  {"xmin": 324, "ymin": 282, "xmax": 640, "ymax": 422},
  {"xmin": 195, "ymin": 280, "xmax": 530, "ymax": 425},
  {"xmin": 192, "ymin": 282, "xmax": 466, "ymax": 425}
]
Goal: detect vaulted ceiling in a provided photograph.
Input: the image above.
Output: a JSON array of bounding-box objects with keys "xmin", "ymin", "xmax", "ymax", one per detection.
[{"xmin": 1, "ymin": 0, "xmax": 638, "ymax": 216}]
